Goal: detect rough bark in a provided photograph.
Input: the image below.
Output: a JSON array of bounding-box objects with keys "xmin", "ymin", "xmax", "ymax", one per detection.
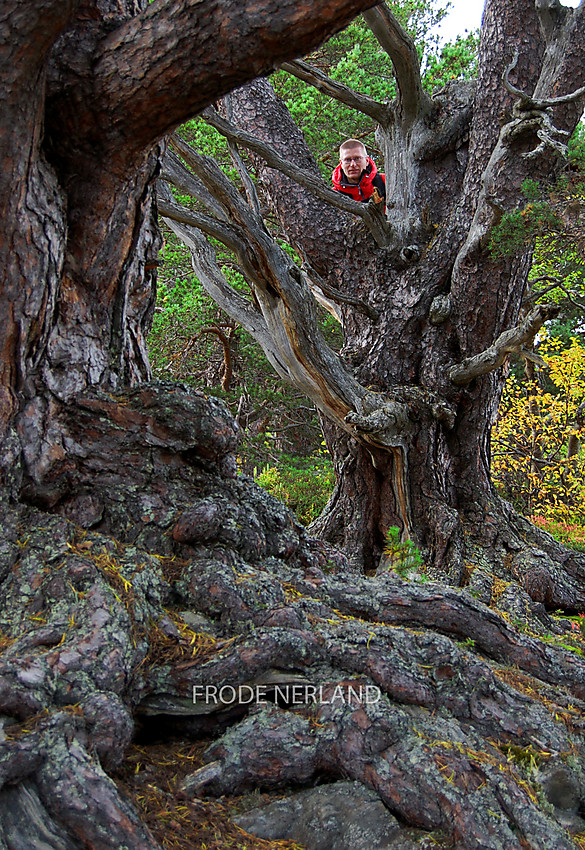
[
  {"xmin": 3, "ymin": 0, "xmax": 585, "ymax": 847},
  {"xmin": 1, "ymin": 386, "xmax": 585, "ymax": 849},
  {"xmin": 0, "ymin": 0, "xmax": 379, "ymax": 440},
  {"xmin": 163, "ymin": 0, "xmax": 585, "ymax": 598}
]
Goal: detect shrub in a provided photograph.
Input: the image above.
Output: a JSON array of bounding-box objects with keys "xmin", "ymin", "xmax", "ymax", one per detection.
[
  {"xmin": 254, "ymin": 453, "xmax": 335, "ymax": 526},
  {"xmin": 381, "ymin": 526, "xmax": 426, "ymax": 580},
  {"xmin": 491, "ymin": 335, "xmax": 585, "ymax": 542}
]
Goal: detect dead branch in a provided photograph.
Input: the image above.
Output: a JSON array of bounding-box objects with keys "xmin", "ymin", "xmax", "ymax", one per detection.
[
  {"xmin": 169, "ymin": 135, "xmax": 262, "ymax": 235},
  {"xmin": 156, "ymin": 178, "xmax": 246, "ymax": 256},
  {"xmin": 448, "ymin": 304, "xmax": 560, "ymax": 386},
  {"xmin": 198, "ymin": 326, "xmax": 233, "ymax": 391},
  {"xmin": 280, "ymin": 59, "xmax": 393, "ymax": 126},
  {"xmin": 223, "ymin": 93, "xmax": 263, "ymax": 218},
  {"xmin": 161, "ymin": 149, "xmax": 228, "ymax": 222},
  {"xmin": 160, "ymin": 138, "xmax": 417, "ymax": 448},
  {"xmin": 505, "ymin": 50, "xmax": 585, "ymax": 111},
  {"xmin": 301, "ymin": 262, "xmax": 379, "ymax": 321},
  {"xmin": 161, "ymin": 214, "xmax": 294, "ymax": 382},
  {"xmin": 362, "ymin": 3, "xmax": 431, "ymax": 124},
  {"xmin": 201, "ymin": 108, "xmax": 392, "ymax": 247}
]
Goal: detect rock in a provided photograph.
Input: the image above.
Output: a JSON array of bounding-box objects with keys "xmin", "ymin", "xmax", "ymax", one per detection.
[
  {"xmin": 234, "ymin": 780, "xmax": 406, "ymax": 849},
  {"xmin": 538, "ymin": 764, "xmax": 585, "ymax": 833}
]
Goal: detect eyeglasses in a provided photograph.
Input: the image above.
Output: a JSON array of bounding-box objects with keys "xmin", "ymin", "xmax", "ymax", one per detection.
[{"xmin": 341, "ymin": 156, "xmax": 366, "ymax": 164}]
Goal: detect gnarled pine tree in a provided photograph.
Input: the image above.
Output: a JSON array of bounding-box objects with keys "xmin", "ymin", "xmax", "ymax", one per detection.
[
  {"xmin": 162, "ymin": 0, "xmax": 585, "ymax": 601},
  {"xmin": 3, "ymin": 2, "xmax": 585, "ymax": 848}
]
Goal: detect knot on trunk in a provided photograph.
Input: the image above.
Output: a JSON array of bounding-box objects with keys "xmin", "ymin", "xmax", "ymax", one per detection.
[{"xmin": 346, "ymin": 398, "xmax": 412, "ymax": 446}]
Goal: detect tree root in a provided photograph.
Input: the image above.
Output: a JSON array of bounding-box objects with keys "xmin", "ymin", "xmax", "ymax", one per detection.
[{"xmin": 1, "ymin": 385, "xmax": 584, "ymax": 848}]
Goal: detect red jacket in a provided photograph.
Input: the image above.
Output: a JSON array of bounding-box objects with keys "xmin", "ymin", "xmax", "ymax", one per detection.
[{"xmin": 331, "ymin": 157, "xmax": 386, "ymax": 205}]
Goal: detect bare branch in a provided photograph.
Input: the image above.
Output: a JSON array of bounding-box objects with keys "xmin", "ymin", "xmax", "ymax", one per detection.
[
  {"xmin": 362, "ymin": 3, "xmax": 431, "ymax": 124},
  {"xmin": 198, "ymin": 326, "xmax": 233, "ymax": 391},
  {"xmin": 161, "ymin": 145, "xmax": 368, "ymax": 426},
  {"xmin": 453, "ymin": 93, "xmax": 571, "ymax": 274},
  {"xmin": 523, "ymin": 277, "xmax": 585, "ymax": 310},
  {"xmin": 503, "ymin": 51, "xmax": 529, "ymax": 104},
  {"xmin": 162, "ymin": 147, "xmax": 414, "ymax": 447},
  {"xmin": 169, "ymin": 135, "xmax": 269, "ymax": 246},
  {"xmin": 223, "ymin": 94, "xmax": 263, "ymax": 217},
  {"xmin": 449, "ymin": 304, "xmax": 560, "ymax": 386},
  {"xmin": 161, "ymin": 214, "xmax": 293, "ymax": 382},
  {"xmin": 505, "ymin": 49, "xmax": 585, "ymax": 110},
  {"xmin": 200, "ymin": 108, "xmax": 392, "ymax": 247},
  {"xmin": 162, "ymin": 149, "xmax": 228, "ymax": 222},
  {"xmin": 156, "ymin": 194, "xmax": 246, "ymax": 257},
  {"xmin": 530, "ymin": 86, "xmax": 585, "ymax": 110},
  {"xmin": 302, "ymin": 263, "xmax": 379, "ymax": 321},
  {"xmin": 304, "ymin": 283, "xmax": 343, "ymax": 323},
  {"xmin": 280, "ymin": 59, "xmax": 393, "ymax": 126},
  {"xmin": 519, "ymin": 348, "xmax": 547, "ymax": 368}
]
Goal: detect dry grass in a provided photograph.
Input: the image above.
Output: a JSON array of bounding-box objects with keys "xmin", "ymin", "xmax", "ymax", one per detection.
[
  {"xmin": 112, "ymin": 739, "xmax": 306, "ymax": 850},
  {"xmin": 493, "ymin": 665, "xmax": 585, "ymax": 732},
  {"xmin": 144, "ymin": 610, "xmax": 236, "ymax": 670}
]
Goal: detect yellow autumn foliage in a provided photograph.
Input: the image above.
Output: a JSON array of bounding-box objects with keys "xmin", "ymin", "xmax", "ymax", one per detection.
[{"xmin": 491, "ymin": 334, "xmax": 585, "ymax": 547}]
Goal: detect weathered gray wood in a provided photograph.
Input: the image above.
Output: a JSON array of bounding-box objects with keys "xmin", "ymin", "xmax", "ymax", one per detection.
[
  {"xmin": 280, "ymin": 58, "xmax": 393, "ymax": 125},
  {"xmin": 2, "ymin": 1, "xmax": 585, "ymax": 847},
  {"xmin": 449, "ymin": 304, "xmax": 560, "ymax": 385},
  {"xmin": 165, "ymin": 0, "xmax": 585, "ymax": 584},
  {"xmin": 362, "ymin": 3, "xmax": 431, "ymax": 124}
]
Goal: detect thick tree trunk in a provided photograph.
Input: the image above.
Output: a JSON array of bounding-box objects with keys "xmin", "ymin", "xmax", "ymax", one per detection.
[
  {"xmin": 220, "ymin": 0, "xmax": 585, "ymax": 605},
  {"xmin": 0, "ymin": 0, "xmax": 380, "ymax": 450},
  {"xmin": 3, "ymin": 2, "xmax": 585, "ymax": 848}
]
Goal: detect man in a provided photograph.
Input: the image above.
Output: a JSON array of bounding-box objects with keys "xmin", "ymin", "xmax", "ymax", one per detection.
[{"xmin": 331, "ymin": 139, "xmax": 386, "ymax": 206}]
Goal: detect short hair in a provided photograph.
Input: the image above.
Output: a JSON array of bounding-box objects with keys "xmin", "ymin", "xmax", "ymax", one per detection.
[{"xmin": 339, "ymin": 139, "xmax": 367, "ymax": 158}]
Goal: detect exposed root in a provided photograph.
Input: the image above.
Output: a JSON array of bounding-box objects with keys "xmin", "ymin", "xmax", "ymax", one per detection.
[{"xmin": 1, "ymin": 386, "xmax": 585, "ymax": 848}]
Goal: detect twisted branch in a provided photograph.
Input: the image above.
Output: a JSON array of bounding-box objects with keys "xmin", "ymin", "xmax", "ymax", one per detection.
[
  {"xmin": 280, "ymin": 59, "xmax": 393, "ymax": 126},
  {"xmin": 362, "ymin": 2, "xmax": 431, "ymax": 124},
  {"xmin": 449, "ymin": 304, "xmax": 560, "ymax": 386},
  {"xmin": 201, "ymin": 107, "xmax": 392, "ymax": 247}
]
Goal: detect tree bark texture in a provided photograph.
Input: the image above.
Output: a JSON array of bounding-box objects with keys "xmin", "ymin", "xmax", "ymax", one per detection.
[
  {"xmin": 3, "ymin": 1, "xmax": 585, "ymax": 847},
  {"xmin": 173, "ymin": 0, "xmax": 585, "ymax": 599},
  {"xmin": 0, "ymin": 0, "xmax": 378, "ymax": 434},
  {"xmin": 0, "ymin": 384, "xmax": 585, "ymax": 849}
]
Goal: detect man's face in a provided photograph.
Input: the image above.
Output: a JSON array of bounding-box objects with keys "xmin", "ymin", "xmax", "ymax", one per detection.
[{"xmin": 340, "ymin": 148, "xmax": 367, "ymax": 184}]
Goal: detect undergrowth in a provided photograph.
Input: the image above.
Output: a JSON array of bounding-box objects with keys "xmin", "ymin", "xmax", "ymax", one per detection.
[{"xmin": 254, "ymin": 453, "xmax": 335, "ymax": 526}]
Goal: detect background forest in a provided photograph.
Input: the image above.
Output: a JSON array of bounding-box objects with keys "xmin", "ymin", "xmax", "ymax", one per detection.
[{"xmin": 150, "ymin": 0, "xmax": 585, "ymax": 548}]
